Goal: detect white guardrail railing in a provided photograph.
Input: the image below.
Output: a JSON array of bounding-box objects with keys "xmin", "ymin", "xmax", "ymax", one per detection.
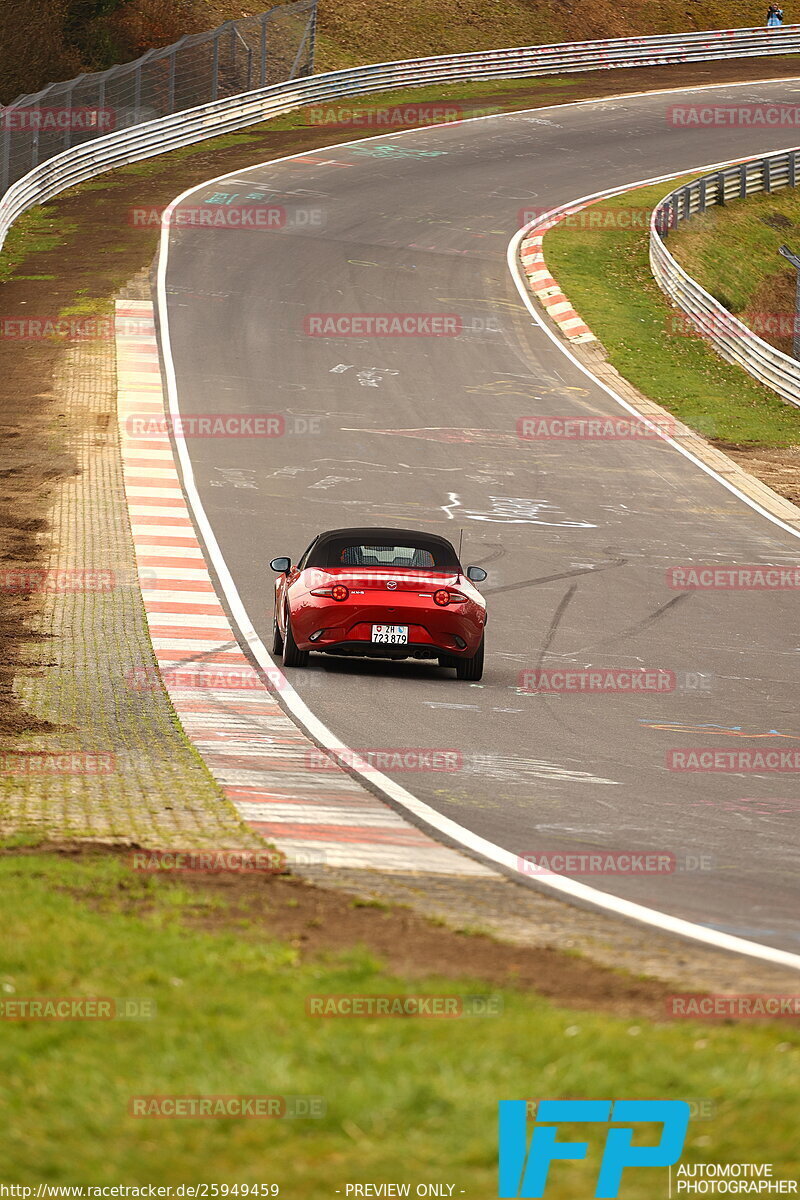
[
  {"xmin": 651, "ymin": 150, "xmax": 800, "ymax": 408},
  {"xmin": 4, "ymin": 25, "xmax": 800, "ymax": 250}
]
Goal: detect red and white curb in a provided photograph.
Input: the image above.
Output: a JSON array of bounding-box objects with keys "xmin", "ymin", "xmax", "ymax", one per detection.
[
  {"xmin": 116, "ymin": 299, "xmax": 495, "ymax": 878},
  {"xmin": 520, "ymin": 207, "xmax": 598, "ymax": 343}
]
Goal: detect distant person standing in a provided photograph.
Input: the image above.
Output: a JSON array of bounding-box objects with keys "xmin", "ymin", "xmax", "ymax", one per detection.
[{"xmin": 767, "ymin": 4, "xmax": 784, "ymax": 25}]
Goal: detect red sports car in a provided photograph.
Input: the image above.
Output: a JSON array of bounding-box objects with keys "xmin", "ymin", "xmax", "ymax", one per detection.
[{"xmin": 270, "ymin": 527, "xmax": 487, "ymax": 680}]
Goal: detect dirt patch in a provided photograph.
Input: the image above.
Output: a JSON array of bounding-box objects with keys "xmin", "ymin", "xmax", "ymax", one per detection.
[
  {"xmin": 3, "ymin": 57, "xmax": 800, "ymax": 736},
  {"xmin": 723, "ymin": 441, "xmax": 800, "ymax": 504},
  {"xmin": 15, "ymin": 841, "xmax": 678, "ymax": 1018},
  {"xmin": 744, "ymin": 266, "xmax": 798, "ymax": 357}
]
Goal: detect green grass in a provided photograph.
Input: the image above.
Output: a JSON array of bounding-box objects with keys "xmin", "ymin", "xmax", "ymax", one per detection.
[
  {"xmin": 0, "ymin": 853, "xmax": 798, "ymax": 1192},
  {"xmin": 544, "ymin": 179, "xmax": 800, "ymax": 446},
  {"xmin": 0, "ymin": 207, "xmax": 78, "ymax": 284}
]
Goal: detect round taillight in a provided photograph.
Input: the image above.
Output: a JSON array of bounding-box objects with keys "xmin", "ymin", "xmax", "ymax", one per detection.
[
  {"xmin": 331, "ymin": 584, "xmax": 349, "ymax": 602},
  {"xmin": 433, "ymin": 589, "xmax": 450, "ymax": 606}
]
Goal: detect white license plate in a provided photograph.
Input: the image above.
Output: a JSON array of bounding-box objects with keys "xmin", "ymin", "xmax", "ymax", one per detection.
[{"xmin": 372, "ymin": 624, "xmax": 408, "ymax": 645}]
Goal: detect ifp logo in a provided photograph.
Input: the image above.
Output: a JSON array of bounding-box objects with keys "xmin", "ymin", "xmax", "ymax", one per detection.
[{"xmin": 498, "ymin": 1100, "xmax": 690, "ymax": 1197}]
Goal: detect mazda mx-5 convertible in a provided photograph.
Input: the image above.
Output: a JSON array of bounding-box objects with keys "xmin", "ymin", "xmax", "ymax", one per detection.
[{"xmin": 269, "ymin": 527, "xmax": 487, "ymax": 680}]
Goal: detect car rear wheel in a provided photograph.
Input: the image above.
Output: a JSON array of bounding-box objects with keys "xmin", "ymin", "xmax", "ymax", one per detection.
[
  {"xmin": 455, "ymin": 635, "xmax": 484, "ymax": 682},
  {"xmin": 282, "ymin": 614, "xmax": 309, "ymax": 668}
]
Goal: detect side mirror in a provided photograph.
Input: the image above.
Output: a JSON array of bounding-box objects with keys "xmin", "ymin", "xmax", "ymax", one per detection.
[
  {"xmin": 466, "ymin": 565, "xmax": 487, "ymax": 583},
  {"xmin": 270, "ymin": 557, "xmax": 291, "ymax": 573}
]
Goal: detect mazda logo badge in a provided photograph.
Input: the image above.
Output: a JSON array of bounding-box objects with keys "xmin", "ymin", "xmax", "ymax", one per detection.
[{"xmin": 386, "ymin": 580, "xmax": 397, "ymax": 590}]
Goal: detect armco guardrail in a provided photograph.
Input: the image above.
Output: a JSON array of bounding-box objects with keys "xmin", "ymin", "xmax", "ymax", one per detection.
[
  {"xmin": 4, "ymin": 25, "xmax": 800, "ymax": 253},
  {"xmin": 651, "ymin": 149, "xmax": 800, "ymax": 409}
]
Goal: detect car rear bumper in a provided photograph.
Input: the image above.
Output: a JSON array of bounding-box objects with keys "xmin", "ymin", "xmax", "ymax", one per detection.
[
  {"xmin": 310, "ymin": 640, "xmax": 466, "ymax": 661},
  {"xmin": 290, "ymin": 601, "xmax": 484, "ymax": 656}
]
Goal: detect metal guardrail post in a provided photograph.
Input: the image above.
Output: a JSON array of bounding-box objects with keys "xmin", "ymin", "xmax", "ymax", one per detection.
[
  {"xmin": 167, "ymin": 40, "xmax": 189, "ymax": 114},
  {"xmin": 0, "ymin": 126, "xmax": 10, "ymax": 195},
  {"xmin": 212, "ymin": 34, "xmax": 220, "ymax": 101},
  {"xmin": 308, "ymin": 3, "xmax": 318, "ymax": 74},
  {"xmin": 260, "ymin": 15, "xmax": 268, "ymax": 86},
  {"xmin": 30, "ymin": 102, "xmax": 40, "ymax": 169},
  {"xmin": 63, "ymin": 82, "xmax": 76, "ymax": 151}
]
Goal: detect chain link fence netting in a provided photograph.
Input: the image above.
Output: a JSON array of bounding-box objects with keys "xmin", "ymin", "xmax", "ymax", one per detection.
[{"xmin": 0, "ymin": 0, "xmax": 317, "ymax": 193}]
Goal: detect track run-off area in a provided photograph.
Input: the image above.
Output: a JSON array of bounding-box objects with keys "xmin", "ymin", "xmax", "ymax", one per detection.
[{"xmin": 156, "ymin": 78, "xmax": 800, "ymax": 962}]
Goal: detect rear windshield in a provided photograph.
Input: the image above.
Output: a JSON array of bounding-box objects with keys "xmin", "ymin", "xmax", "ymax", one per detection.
[{"xmin": 310, "ymin": 538, "xmax": 459, "ymax": 570}]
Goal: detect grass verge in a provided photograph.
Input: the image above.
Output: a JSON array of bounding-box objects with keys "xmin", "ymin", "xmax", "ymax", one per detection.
[
  {"xmin": 1, "ymin": 852, "xmax": 798, "ymax": 1190},
  {"xmin": 667, "ymin": 186, "xmax": 800, "ymax": 358},
  {"xmin": 544, "ymin": 178, "xmax": 800, "ymax": 447}
]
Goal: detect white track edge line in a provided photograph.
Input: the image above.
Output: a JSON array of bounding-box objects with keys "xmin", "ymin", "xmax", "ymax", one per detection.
[
  {"xmin": 155, "ymin": 88, "xmax": 800, "ymax": 971},
  {"xmin": 509, "ymin": 168, "xmax": 800, "ymax": 540}
]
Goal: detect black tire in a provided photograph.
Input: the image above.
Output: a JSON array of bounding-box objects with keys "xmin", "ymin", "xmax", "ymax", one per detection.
[
  {"xmin": 456, "ymin": 635, "xmax": 484, "ymax": 681},
  {"xmin": 438, "ymin": 653, "xmax": 457, "ymax": 669},
  {"xmin": 272, "ymin": 613, "xmax": 284, "ymax": 656},
  {"xmin": 282, "ymin": 614, "xmax": 309, "ymax": 668}
]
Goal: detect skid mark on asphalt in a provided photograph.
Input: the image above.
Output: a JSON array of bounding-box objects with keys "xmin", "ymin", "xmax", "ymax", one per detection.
[
  {"xmin": 469, "ymin": 542, "xmax": 506, "ymax": 567},
  {"xmin": 565, "ymin": 593, "xmax": 691, "ymax": 655},
  {"xmin": 484, "ymin": 551, "xmax": 627, "ymax": 596},
  {"xmin": 534, "ymin": 583, "xmax": 579, "ymax": 676}
]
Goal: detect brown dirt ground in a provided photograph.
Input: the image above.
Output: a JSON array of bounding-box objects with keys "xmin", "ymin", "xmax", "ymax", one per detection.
[
  {"xmin": 13, "ymin": 842, "xmax": 689, "ymax": 1018},
  {"xmin": 3, "ymin": 57, "xmax": 800, "ymax": 737},
  {"xmin": 722, "ymin": 442, "xmax": 800, "ymax": 504}
]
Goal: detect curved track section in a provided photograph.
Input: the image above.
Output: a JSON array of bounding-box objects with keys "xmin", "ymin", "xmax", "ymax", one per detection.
[{"xmin": 158, "ymin": 80, "xmax": 800, "ymax": 957}]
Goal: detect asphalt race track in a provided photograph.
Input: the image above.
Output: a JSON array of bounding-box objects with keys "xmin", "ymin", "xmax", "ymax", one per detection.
[{"xmin": 159, "ymin": 79, "xmax": 800, "ymax": 953}]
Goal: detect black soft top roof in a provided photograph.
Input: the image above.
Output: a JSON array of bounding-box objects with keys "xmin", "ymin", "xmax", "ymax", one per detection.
[{"xmin": 305, "ymin": 527, "xmax": 460, "ymax": 569}]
